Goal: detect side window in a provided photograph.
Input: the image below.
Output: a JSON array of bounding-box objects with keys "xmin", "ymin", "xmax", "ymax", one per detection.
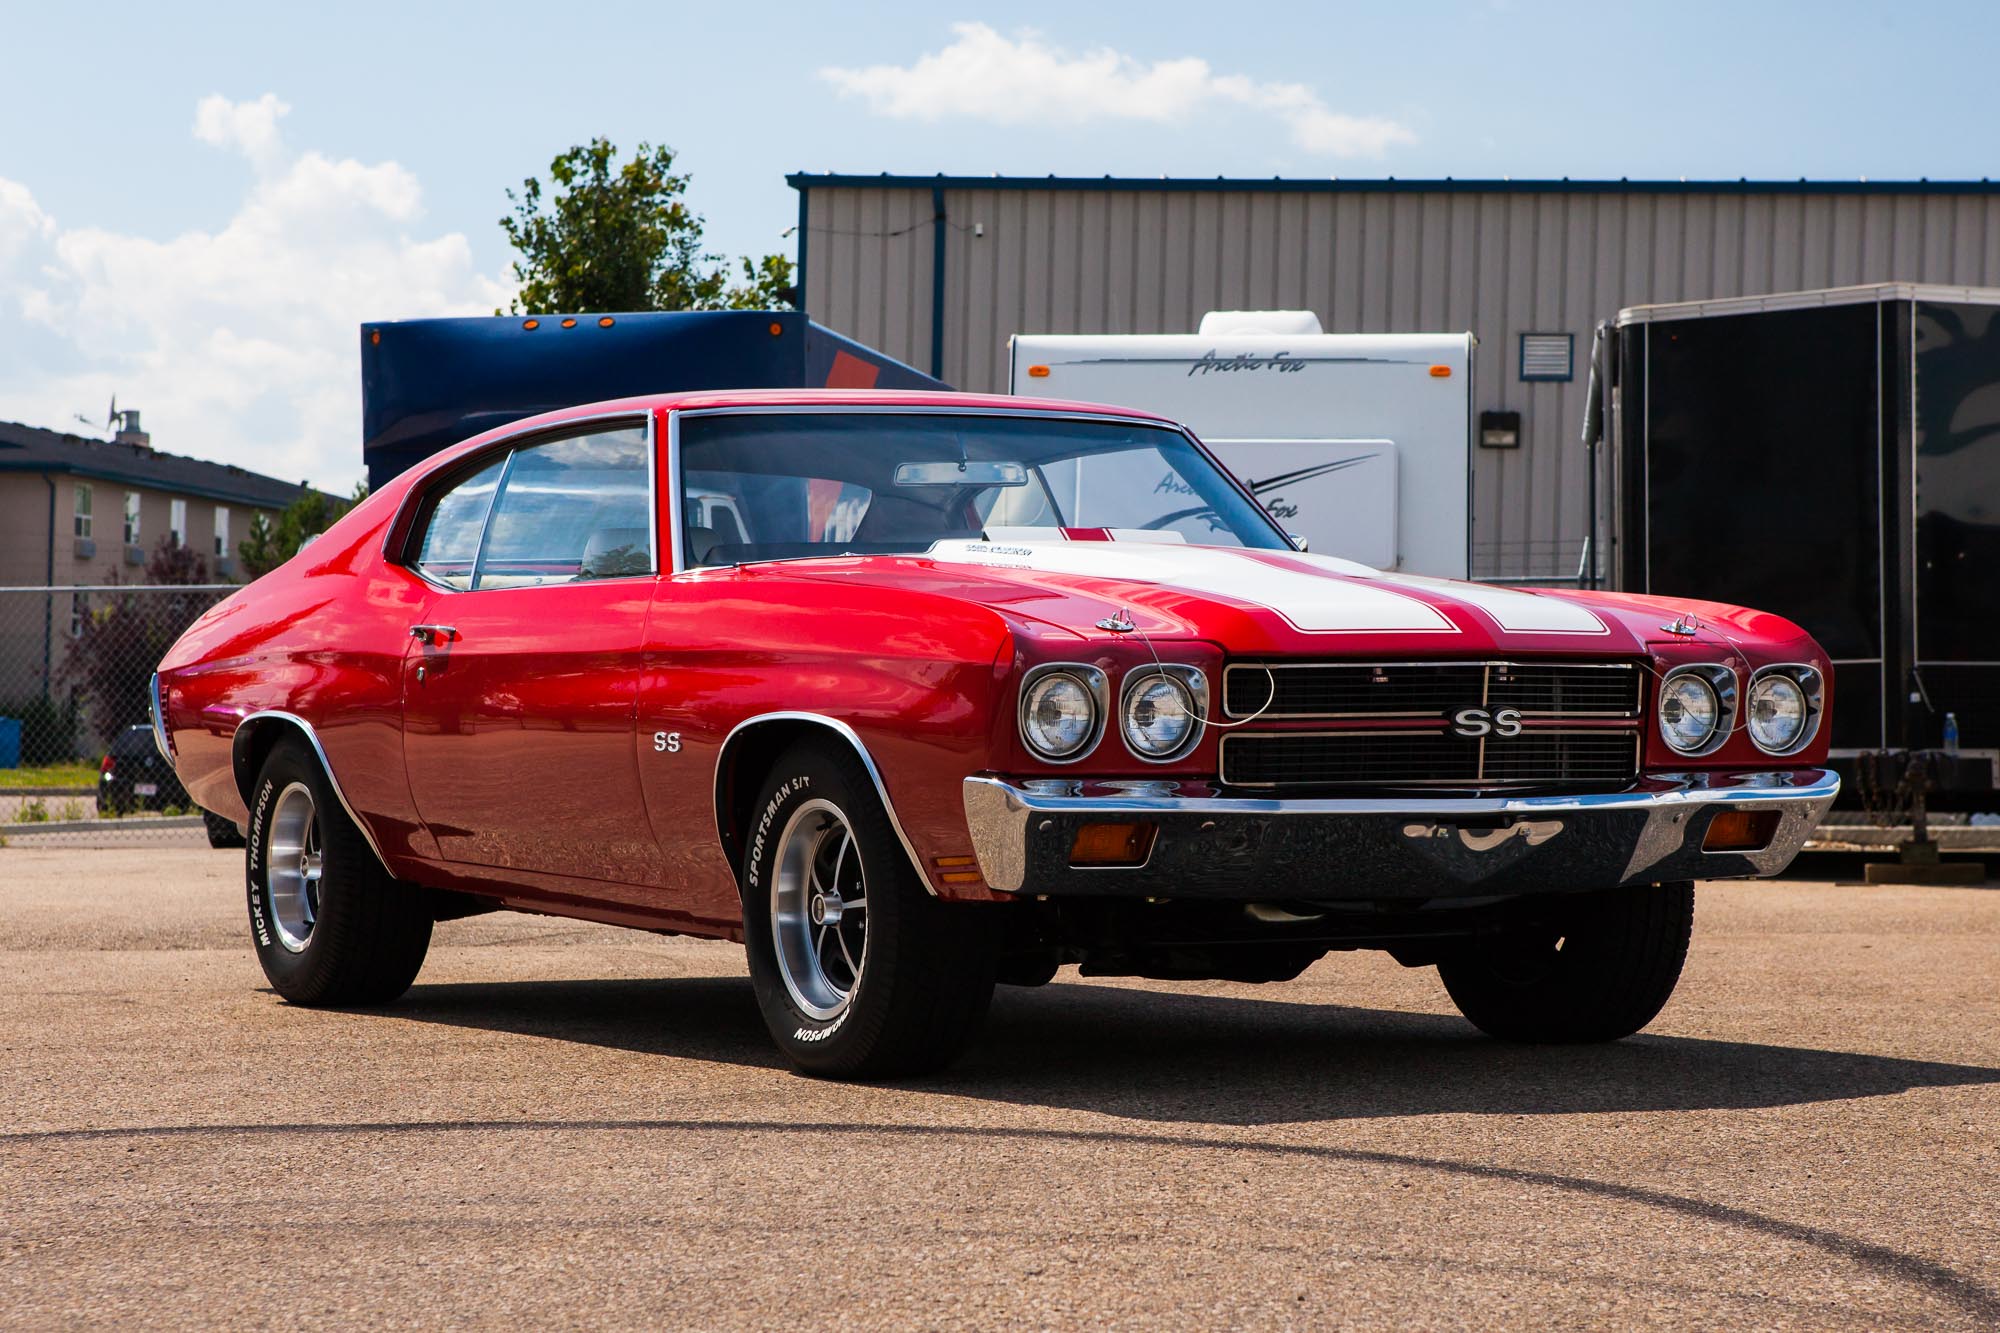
[
  {"xmin": 413, "ymin": 456, "xmax": 506, "ymax": 590},
  {"xmin": 474, "ymin": 425, "xmax": 653, "ymax": 589}
]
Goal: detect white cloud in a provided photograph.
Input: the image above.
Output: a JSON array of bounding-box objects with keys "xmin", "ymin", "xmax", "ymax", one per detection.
[
  {"xmin": 192, "ymin": 92, "xmax": 291, "ymax": 170},
  {"xmin": 822, "ymin": 23, "xmax": 1415, "ymax": 158},
  {"xmin": 0, "ymin": 94, "xmax": 511, "ymax": 492}
]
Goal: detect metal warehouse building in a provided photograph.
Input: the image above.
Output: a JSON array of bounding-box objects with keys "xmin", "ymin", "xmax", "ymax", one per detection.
[{"xmin": 789, "ymin": 174, "xmax": 2000, "ymax": 578}]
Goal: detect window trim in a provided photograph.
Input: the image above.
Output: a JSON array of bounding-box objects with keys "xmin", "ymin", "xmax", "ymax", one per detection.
[
  {"xmin": 664, "ymin": 404, "xmax": 1292, "ymax": 573},
  {"xmin": 392, "ymin": 409, "xmax": 658, "ymax": 594}
]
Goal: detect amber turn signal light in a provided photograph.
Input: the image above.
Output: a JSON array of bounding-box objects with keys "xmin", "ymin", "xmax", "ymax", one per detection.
[
  {"xmin": 1429, "ymin": 365, "xmax": 1452, "ymax": 378},
  {"xmin": 1703, "ymin": 810, "xmax": 1780, "ymax": 852},
  {"xmin": 1027, "ymin": 365, "xmax": 1051, "ymax": 378},
  {"xmin": 1069, "ymin": 821, "xmax": 1156, "ymax": 867}
]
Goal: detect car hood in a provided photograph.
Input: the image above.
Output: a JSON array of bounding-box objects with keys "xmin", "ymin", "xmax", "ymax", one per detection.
[{"xmin": 761, "ymin": 539, "xmax": 1816, "ymax": 659}]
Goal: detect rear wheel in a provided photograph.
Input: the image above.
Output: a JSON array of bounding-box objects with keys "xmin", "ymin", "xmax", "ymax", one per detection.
[
  {"xmin": 1438, "ymin": 881, "xmax": 1694, "ymax": 1042},
  {"xmin": 204, "ymin": 809, "xmax": 246, "ymax": 848},
  {"xmin": 740, "ymin": 740, "xmax": 996, "ymax": 1077},
  {"xmin": 246, "ymin": 737, "xmax": 431, "ymax": 1006}
]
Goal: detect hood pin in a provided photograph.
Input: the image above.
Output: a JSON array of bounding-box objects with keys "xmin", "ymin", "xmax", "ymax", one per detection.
[{"xmin": 1096, "ymin": 608, "xmax": 1137, "ymax": 634}]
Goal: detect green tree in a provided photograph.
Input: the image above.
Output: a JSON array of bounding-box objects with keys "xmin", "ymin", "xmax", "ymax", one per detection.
[
  {"xmin": 500, "ymin": 139, "xmax": 795, "ymax": 313},
  {"xmin": 237, "ymin": 483, "xmax": 368, "ymax": 580},
  {"xmin": 63, "ymin": 537, "xmax": 222, "ymax": 740}
]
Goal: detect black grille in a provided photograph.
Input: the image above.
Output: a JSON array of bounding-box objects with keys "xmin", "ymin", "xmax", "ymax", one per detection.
[
  {"xmin": 1223, "ymin": 661, "xmax": 1642, "ymax": 719},
  {"xmin": 1219, "ymin": 730, "xmax": 1641, "ymax": 790}
]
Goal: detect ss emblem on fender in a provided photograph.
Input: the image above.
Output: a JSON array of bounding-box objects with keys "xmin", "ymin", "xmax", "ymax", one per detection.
[
  {"xmin": 1451, "ymin": 706, "xmax": 1523, "ymax": 739},
  {"xmin": 652, "ymin": 731, "xmax": 683, "ymax": 754}
]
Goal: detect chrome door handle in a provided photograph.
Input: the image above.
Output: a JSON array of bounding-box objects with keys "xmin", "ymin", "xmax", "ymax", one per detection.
[{"xmin": 409, "ymin": 624, "xmax": 459, "ymax": 645}]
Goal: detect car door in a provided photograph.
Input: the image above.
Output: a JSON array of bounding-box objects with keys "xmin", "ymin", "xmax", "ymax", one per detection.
[{"xmin": 400, "ymin": 416, "xmax": 663, "ymax": 886}]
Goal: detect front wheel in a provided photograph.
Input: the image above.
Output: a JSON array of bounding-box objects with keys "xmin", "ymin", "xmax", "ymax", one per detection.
[
  {"xmin": 740, "ymin": 740, "xmax": 997, "ymax": 1077},
  {"xmin": 1438, "ymin": 881, "xmax": 1694, "ymax": 1043},
  {"xmin": 246, "ymin": 737, "xmax": 432, "ymax": 1006}
]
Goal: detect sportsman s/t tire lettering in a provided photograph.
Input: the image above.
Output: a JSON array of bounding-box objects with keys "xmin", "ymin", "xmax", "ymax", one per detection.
[
  {"xmin": 1437, "ymin": 880, "xmax": 1695, "ymax": 1043},
  {"xmin": 245, "ymin": 737, "xmax": 432, "ymax": 1006},
  {"xmin": 739, "ymin": 739, "xmax": 997, "ymax": 1077}
]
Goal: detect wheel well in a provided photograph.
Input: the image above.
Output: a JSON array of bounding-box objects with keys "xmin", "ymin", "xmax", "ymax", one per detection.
[
  {"xmin": 713, "ymin": 719, "xmax": 829, "ymax": 874},
  {"xmin": 712, "ymin": 716, "xmax": 928, "ymax": 888},
  {"xmin": 231, "ymin": 715, "xmax": 299, "ymax": 808}
]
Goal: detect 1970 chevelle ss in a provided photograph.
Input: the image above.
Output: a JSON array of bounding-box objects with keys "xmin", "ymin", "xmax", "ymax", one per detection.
[{"xmin": 154, "ymin": 390, "xmax": 1837, "ymax": 1075}]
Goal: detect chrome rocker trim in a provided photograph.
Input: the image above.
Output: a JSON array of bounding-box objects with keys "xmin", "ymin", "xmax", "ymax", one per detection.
[{"xmin": 962, "ymin": 769, "xmax": 1840, "ymax": 898}]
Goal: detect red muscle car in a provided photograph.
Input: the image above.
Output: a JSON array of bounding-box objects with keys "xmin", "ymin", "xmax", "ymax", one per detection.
[{"xmin": 153, "ymin": 390, "xmax": 1837, "ymax": 1076}]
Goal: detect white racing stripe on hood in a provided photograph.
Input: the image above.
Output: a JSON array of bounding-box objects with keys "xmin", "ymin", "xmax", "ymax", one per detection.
[
  {"xmin": 926, "ymin": 540, "xmax": 1456, "ymax": 634},
  {"xmin": 1379, "ymin": 571, "xmax": 1610, "ymax": 635}
]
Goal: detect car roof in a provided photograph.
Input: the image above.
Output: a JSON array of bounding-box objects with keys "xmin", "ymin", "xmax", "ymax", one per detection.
[
  {"xmin": 474, "ymin": 388, "xmax": 1177, "ymax": 443},
  {"xmin": 391, "ymin": 389, "xmax": 1188, "ymax": 497}
]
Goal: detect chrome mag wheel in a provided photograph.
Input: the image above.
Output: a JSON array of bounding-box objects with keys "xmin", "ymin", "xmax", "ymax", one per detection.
[
  {"xmin": 771, "ymin": 798, "xmax": 869, "ymax": 1020},
  {"xmin": 266, "ymin": 781, "xmax": 323, "ymax": 953}
]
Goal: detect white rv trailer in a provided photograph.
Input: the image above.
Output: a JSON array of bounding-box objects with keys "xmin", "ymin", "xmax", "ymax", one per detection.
[{"xmin": 1008, "ymin": 312, "xmax": 1475, "ymax": 577}]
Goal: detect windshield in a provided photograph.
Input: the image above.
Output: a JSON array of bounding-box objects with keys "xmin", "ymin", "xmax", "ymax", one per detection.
[{"xmin": 677, "ymin": 411, "xmax": 1288, "ymax": 567}]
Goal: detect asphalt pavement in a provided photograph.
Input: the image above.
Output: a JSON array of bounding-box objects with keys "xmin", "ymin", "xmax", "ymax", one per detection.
[{"xmin": 2, "ymin": 847, "xmax": 1996, "ymax": 1329}]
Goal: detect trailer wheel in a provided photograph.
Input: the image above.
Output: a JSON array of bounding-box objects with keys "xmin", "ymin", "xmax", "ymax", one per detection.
[{"xmin": 1438, "ymin": 881, "xmax": 1694, "ymax": 1042}]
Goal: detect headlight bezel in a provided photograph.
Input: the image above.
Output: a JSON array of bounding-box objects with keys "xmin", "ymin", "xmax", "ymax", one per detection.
[
  {"xmin": 1119, "ymin": 664, "xmax": 1208, "ymax": 763},
  {"xmin": 1657, "ymin": 663, "xmax": 1737, "ymax": 756},
  {"xmin": 1745, "ymin": 663, "xmax": 1825, "ymax": 756},
  {"xmin": 1018, "ymin": 663, "xmax": 1108, "ymax": 763}
]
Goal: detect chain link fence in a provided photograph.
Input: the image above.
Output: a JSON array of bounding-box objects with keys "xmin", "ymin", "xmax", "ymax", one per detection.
[{"xmin": 1, "ymin": 584, "xmax": 236, "ymax": 847}]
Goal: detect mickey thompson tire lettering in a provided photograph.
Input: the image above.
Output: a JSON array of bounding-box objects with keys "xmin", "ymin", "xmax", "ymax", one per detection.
[
  {"xmin": 244, "ymin": 735, "xmax": 433, "ymax": 1009},
  {"xmin": 247, "ymin": 778, "xmax": 273, "ymax": 948},
  {"xmin": 738, "ymin": 739, "xmax": 997, "ymax": 1077}
]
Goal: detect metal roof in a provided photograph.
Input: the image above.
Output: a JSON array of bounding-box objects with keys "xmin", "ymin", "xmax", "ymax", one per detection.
[
  {"xmin": 0, "ymin": 419, "xmax": 319, "ymax": 509},
  {"xmin": 788, "ymin": 173, "xmax": 2000, "ymax": 196},
  {"xmin": 1617, "ymin": 282, "xmax": 2000, "ymax": 325}
]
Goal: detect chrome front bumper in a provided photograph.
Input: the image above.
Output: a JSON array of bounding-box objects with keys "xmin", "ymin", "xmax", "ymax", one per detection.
[{"xmin": 961, "ymin": 770, "xmax": 1840, "ymax": 899}]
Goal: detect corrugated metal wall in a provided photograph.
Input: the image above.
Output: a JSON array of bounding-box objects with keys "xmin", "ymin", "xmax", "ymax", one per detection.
[{"xmin": 799, "ymin": 180, "xmax": 2000, "ymax": 577}]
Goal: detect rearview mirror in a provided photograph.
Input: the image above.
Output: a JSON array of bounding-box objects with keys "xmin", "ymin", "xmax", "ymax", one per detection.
[{"xmin": 893, "ymin": 461, "xmax": 1028, "ymax": 487}]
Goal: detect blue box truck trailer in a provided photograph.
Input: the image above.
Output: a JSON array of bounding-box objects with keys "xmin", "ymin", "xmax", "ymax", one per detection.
[{"xmin": 360, "ymin": 310, "xmax": 944, "ymax": 488}]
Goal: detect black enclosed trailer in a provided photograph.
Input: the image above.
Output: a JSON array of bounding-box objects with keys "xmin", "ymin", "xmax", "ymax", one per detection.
[{"xmin": 1593, "ymin": 283, "xmax": 2000, "ymax": 801}]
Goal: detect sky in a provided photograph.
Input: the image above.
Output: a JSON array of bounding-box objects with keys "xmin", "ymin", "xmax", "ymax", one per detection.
[{"xmin": 3, "ymin": 0, "xmax": 1997, "ymax": 492}]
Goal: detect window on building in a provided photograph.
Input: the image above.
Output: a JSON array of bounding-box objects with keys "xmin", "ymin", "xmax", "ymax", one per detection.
[
  {"xmin": 170, "ymin": 498, "xmax": 187, "ymax": 547},
  {"xmin": 124, "ymin": 492, "xmax": 141, "ymax": 545},
  {"xmin": 214, "ymin": 506, "xmax": 230, "ymax": 559},
  {"xmin": 73, "ymin": 484, "xmax": 92, "ymax": 538},
  {"xmin": 70, "ymin": 593, "xmax": 89, "ymax": 639}
]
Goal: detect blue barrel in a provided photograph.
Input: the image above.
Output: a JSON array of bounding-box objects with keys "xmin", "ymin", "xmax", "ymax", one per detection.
[{"xmin": 0, "ymin": 717, "xmax": 20, "ymax": 769}]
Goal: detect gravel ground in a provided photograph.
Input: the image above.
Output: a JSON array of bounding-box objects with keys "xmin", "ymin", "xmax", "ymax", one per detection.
[{"xmin": 1, "ymin": 847, "xmax": 1995, "ymax": 1329}]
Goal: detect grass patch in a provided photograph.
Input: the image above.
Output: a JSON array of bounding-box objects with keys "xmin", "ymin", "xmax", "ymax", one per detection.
[{"xmin": 0, "ymin": 761, "xmax": 97, "ymax": 790}]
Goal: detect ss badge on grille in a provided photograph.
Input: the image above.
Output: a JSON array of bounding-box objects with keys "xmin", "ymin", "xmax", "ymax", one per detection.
[{"xmin": 1451, "ymin": 706, "xmax": 1523, "ymax": 738}]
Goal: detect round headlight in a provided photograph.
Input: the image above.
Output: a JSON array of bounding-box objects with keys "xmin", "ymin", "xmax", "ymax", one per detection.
[
  {"xmin": 1123, "ymin": 672, "xmax": 1197, "ymax": 758},
  {"xmin": 1747, "ymin": 674, "xmax": 1808, "ymax": 752},
  {"xmin": 1659, "ymin": 672, "xmax": 1721, "ymax": 753},
  {"xmin": 1022, "ymin": 672, "xmax": 1097, "ymax": 759}
]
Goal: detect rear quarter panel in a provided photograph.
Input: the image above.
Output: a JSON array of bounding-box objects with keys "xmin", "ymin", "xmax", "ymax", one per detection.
[{"xmin": 156, "ymin": 491, "xmax": 433, "ymax": 861}]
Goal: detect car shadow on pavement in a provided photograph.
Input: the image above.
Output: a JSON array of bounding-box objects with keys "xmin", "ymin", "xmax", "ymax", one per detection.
[{"xmin": 384, "ymin": 974, "xmax": 2000, "ymax": 1127}]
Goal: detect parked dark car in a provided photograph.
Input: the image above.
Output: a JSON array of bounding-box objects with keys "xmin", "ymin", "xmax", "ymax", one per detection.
[
  {"xmin": 98, "ymin": 724, "xmax": 189, "ymax": 816},
  {"xmin": 98, "ymin": 723, "xmax": 243, "ymax": 847}
]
